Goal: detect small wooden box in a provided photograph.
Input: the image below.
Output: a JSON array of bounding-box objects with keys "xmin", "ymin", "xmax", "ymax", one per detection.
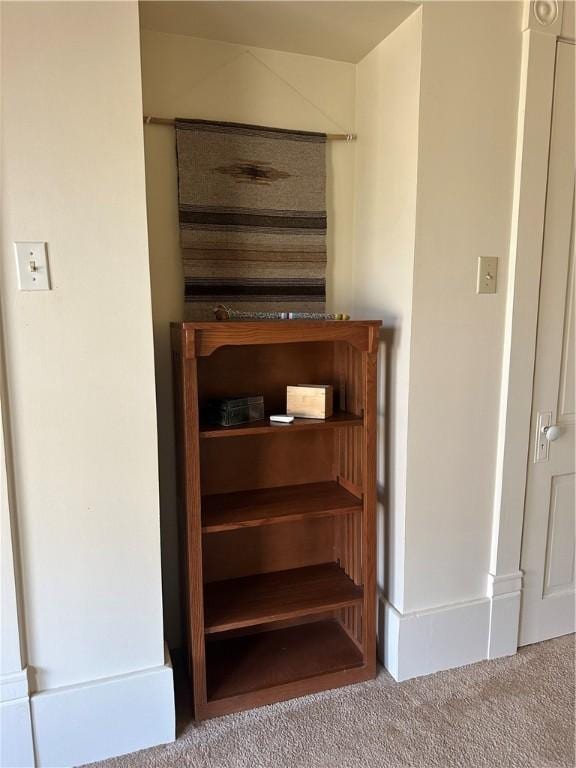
[{"xmin": 286, "ymin": 385, "xmax": 334, "ymax": 419}]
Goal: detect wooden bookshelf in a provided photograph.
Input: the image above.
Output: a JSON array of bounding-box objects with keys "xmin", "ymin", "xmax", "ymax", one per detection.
[{"xmin": 172, "ymin": 320, "xmax": 380, "ymax": 720}]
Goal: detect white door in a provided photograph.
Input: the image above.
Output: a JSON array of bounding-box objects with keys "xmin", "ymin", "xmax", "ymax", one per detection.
[{"xmin": 519, "ymin": 42, "xmax": 576, "ymax": 647}]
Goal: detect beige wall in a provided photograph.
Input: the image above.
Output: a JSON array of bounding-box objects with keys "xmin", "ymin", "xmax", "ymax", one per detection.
[
  {"xmin": 1, "ymin": 1, "xmax": 165, "ymax": 690},
  {"xmin": 355, "ymin": 2, "xmax": 523, "ymax": 618},
  {"xmin": 140, "ymin": 29, "xmax": 356, "ymax": 645},
  {"xmin": 403, "ymin": 1, "xmax": 523, "ymax": 612},
  {"xmin": 353, "ymin": 9, "xmax": 422, "ymax": 605}
]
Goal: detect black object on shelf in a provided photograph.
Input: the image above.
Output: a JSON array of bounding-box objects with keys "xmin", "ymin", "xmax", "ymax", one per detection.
[{"xmin": 204, "ymin": 395, "xmax": 265, "ymax": 427}]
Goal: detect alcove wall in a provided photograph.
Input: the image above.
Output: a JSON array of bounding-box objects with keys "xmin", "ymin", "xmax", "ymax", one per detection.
[
  {"xmin": 140, "ymin": 28, "xmax": 357, "ymax": 646},
  {"xmin": 140, "ymin": 2, "xmax": 525, "ymax": 681}
]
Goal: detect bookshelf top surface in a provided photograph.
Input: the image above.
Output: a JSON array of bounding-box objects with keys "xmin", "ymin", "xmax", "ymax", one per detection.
[
  {"xmin": 171, "ymin": 320, "xmax": 382, "ymax": 357},
  {"xmin": 171, "ymin": 320, "xmax": 382, "ymax": 329}
]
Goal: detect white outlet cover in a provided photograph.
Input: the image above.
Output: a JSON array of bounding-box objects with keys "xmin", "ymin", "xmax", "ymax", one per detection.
[{"xmin": 14, "ymin": 242, "xmax": 51, "ymax": 290}]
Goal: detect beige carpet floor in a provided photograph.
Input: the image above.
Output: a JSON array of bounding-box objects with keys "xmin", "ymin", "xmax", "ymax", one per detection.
[{"xmin": 87, "ymin": 634, "xmax": 575, "ymax": 768}]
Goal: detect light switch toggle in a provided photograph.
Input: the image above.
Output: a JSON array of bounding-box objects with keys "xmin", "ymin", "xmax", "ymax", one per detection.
[
  {"xmin": 477, "ymin": 256, "xmax": 498, "ymax": 294},
  {"xmin": 14, "ymin": 242, "xmax": 51, "ymax": 291}
]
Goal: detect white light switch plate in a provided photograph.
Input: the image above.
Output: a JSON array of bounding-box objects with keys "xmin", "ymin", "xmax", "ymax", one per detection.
[
  {"xmin": 14, "ymin": 242, "xmax": 51, "ymax": 290},
  {"xmin": 477, "ymin": 256, "xmax": 498, "ymax": 294}
]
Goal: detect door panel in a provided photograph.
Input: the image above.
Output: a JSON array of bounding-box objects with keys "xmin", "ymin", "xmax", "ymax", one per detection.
[
  {"xmin": 543, "ymin": 473, "xmax": 575, "ymax": 597},
  {"xmin": 519, "ymin": 42, "xmax": 576, "ymax": 646},
  {"xmin": 558, "ymin": 247, "xmax": 575, "ymax": 419}
]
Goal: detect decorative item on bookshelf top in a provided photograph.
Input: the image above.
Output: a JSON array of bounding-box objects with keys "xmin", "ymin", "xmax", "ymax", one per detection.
[{"xmin": 214, "ymin": 305, "xmax": 350, "ymax": 322}]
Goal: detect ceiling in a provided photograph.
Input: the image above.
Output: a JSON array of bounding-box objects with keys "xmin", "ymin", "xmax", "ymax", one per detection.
[{"xmin": 139, "ymin": 2, "xmax": 419, "ymax": 63}]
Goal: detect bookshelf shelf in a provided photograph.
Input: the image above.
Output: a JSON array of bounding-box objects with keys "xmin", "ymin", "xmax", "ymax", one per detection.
[
  {"xmin": 204, "ymin": 563, "xmax": 363, "ymax": 634},
  {"xmin": 205, "ymin": 620, "xmax": 366, "ymax": 710},
  {"xmin": 202, "ymin": 481, "xmax": 362, "ymax": 533},
  {"xmin": 199, "ymin": 411, "xmax": 363, "ymax": 439}
]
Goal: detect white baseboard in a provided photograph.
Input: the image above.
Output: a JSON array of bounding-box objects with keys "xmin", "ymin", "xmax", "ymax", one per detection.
[
  {"xmin": 487, "ymin": 591, "xmax": 521, "ymax": 659},
  {"xmin": 0, "ymin": 696, "xmax": 35, "ymax": 768},
  {"xmin": 486, "ymin": 571, "xmax": 522, "ymax": 659},
  {"xmin": 30, "ymin": 657, "xmax": 175, "ymax": 767},
  {"xmin": 380, "ymin": 596, "xmax": 491, "ymax": 681},
  {"xmin": 0, "ymin": 668, "xmax": 31, "ymax": 703}
]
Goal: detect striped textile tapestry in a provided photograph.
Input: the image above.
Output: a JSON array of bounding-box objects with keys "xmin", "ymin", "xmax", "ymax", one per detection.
[{"xmin": 175, "ymin": 119, "xmax": 327, "ymax": 319}]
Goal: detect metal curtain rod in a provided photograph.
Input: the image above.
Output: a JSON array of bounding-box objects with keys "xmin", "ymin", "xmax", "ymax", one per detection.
[{"xmin": 143, "ymin": 115, "xmax": 357, "ymax": 142}]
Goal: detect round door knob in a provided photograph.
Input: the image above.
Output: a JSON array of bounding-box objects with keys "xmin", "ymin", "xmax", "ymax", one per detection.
[{"xmin": 542, "ymin": 424, "xmax": 561, "ymax": 442}]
